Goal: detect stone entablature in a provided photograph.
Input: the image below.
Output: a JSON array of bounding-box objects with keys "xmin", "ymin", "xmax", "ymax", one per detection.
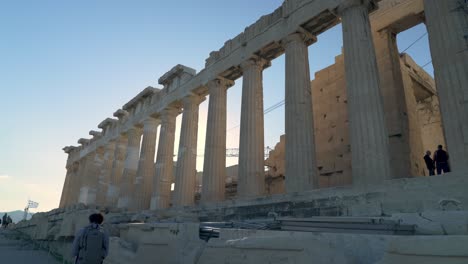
[
  {"xmin": 98, "ymin": 118, "xmax": 118, "ymax": 136},
  {"xmin": 158, "ymin": 64, "xmax": 196, "ymax": 94},
  {"xmin": 122, "ymin": 86, "xmax": 160, "ymax": 115}
]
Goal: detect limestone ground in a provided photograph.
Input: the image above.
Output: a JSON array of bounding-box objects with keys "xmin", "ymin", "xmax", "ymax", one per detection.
[{"xmin": 0, "ymin": 229, "xmax": 61, "ymax": 264}]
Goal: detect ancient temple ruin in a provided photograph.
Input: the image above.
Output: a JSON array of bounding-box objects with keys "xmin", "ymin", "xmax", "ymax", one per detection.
[{"xmin": 13, "ymin": 0, "xmax": 468, "ymax": 263}]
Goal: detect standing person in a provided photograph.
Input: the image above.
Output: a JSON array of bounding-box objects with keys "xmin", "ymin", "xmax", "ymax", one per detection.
[
  {"xmin": 72, "ymin": 213, "xmax": 109, "ymax": 264},
  {"xmin": 2, "ymin": 213, "xmax": 7, "ymax": 228},
  {"xmin": 6, "ymin": 215, "xmax": 12, "ymax": 227},
  {"xmin": 424, "ymin": 151, "xmax": 435, "ymax": 176},
  {"xmin": 434, "ymin": 145, "xmax": 450, "ymax": 175}
]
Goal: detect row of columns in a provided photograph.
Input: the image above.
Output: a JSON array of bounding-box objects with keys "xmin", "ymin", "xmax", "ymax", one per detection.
[{"xmin": 61, "ymin": 0, "xmax": 467, "ymax": 209}]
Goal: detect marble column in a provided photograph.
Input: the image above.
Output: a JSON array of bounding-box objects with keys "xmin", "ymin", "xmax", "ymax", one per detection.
[
  {"xmin": 282, "ymin": 32, "xmax": 319, "ymax": 192},
  {"xmin": 96, "ymin": 141, "xmax": 116, "ymax": 206},
  {"xmin": 71, "ymin": 160, "xmax": 86, "ymax": 205},
  {"xmin": 78, "ymin": 149, "xmax": 104, "ymax": 205},
  {"xmin": 339, "ymin": 0, "xmax": 391, "ymax": 185},
  {"xmin": 66, "ymin": 162, "xmax": 80, "ymax": 206},
  {"xmin": 106, "ymin": 135, "xmax": 128, "ymax": 206},
  {"xmin": 150, "ymin": 107, "xmax": 178, "ymax": 210},
  {"xmin": 59, "ymin": 164, "xmax": 73, "ymax": 208},
  {"xmin": 424, "ymin": 0, "xmax": 468, "ymax": 172},
  {"xmin": 201, "ymin": 78, "xmax": 234, "ymax": 203},
  {"xmin": 173, "ymin": 95, "xmax": 204, "ymax": 207},
  {"xmin": 134, "ymin": 118, "xmax": 159, "ymax": 210},
  {"xmin": 77, "ymin": 155, "xmax": 94, "ymax": 204},
  {"xmin": 238, "ymin": 57, "xmax": 269, "ymax": 198},
  {"xmin": 117, "ymin": 127, "xmax": 142, "ymax": 209}
]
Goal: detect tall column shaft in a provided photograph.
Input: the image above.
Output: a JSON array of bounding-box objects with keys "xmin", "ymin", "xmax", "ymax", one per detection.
[
  {"xmin": 66, "ymin": 162, "xmax": 80, "ymax": 206},
  {"xmin": 238, "ymin": 57, "xmax": 269, "ymax": 197},
  {"xmin": 134, "ymin": 118, "xmax": 159, "ymax": 210},
  {"xmin": 150, "ymin": 108, "xmax": 178, "ymax": 210},
  {"xmin": 339, "ymin": 0, "xmax": 391, "ymax": 185},
  {"xmin": 424, "ymin": 0, "xmax": 468, "ymax": 172},
  {"xmin": 59, "ymin": 165, "xmax": 73, "ymax": 208},
  {"xmin": 71, "ymin": 160, "xmax": 86, "ymax": 205},
  {"xmin": 96, "ymin": 142, "xmax": 116, "ymax": 206},
  {"xmin": 201, "ymin": 78, "xmax": 233, "ymax": 203},
  {"xmin": 173, "ymin": 95, "xmax": 203, "ymax": 207},
  {"xmin": 282, "ymin": 32, "xmax": 319, "ymax": 192},
  {"xmin": 106, "ymin": 136, "xmax": 128, "ymax": 207},
  {"xmin": 117, "ymin": 128, "xmax": 142, "ymax": 209},
  {"xmin": 78, "ymin": 150, "xmax": 104, "ymax": 205}
]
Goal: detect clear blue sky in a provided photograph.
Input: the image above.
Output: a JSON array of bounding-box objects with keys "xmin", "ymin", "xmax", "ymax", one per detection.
[{"xmin": 0, "ymin": 0, "xmax": 432, "ymax": 212}]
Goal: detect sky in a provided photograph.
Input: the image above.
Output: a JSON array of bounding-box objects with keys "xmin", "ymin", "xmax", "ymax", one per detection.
[{"xmin": 0, "ymin": 0, "xmax": 432, "ymax": 213}]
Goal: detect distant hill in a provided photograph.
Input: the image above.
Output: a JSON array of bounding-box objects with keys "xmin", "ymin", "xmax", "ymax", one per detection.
[{"xmin": 0, "ymin": 210, "xmax": 34, "ymax": 223}]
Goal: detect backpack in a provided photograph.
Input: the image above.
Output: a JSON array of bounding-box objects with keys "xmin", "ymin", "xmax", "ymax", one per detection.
[{"xmin": 78, "ymin": 226, "xmax": 105, "ymax": 264}]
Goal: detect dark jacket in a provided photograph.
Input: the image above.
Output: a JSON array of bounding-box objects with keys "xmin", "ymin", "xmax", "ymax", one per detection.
[
  {"xmin": 424, "ymin": 154, "xmax": 434, "ymax": 170},
  {"xmin": 434, "ymin": 150, "xmax": 449, "ymax": 164}
]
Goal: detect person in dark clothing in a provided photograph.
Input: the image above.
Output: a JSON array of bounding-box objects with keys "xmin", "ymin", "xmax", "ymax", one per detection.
[
  {"xmin": 424, "ymin": 150, "xmax": 435, "ymax": 176},
  {"xmin": 72, "ymin": 213, "xmax": 109, "ymax": 264},
  {"xmin": 434, "ymin": 145, "xmax": 450, "ymax": 175},
  {"xmin": 2, "ymin": 213, "xmax": 7, "ymax": 228},
  {"xmin": 6, "ymin": 216, "xmax": 12, "ymax": 227}
]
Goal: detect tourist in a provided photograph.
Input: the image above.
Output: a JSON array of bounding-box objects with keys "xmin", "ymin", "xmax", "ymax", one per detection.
[
  {"xmin": 6, "ymin": 216, "xmax": 12, "ymax": 226},
  {"xmin": 2, "ymin": 213, "xmax": 7, "ymax": 228},
  {"xmin": 424, "ymin": 150, "xmax": 435, "ymax": 176},
  {"xmin": 434, "ymin": 145, "xmax": 450, "ymax": 175},
  {"xmin": 72, "ymin": 213, "xmax": 109, "ymax": 264}
]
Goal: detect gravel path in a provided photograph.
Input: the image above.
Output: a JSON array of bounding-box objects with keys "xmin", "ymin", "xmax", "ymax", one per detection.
[{"xmin": 0, "ymin": 229, "xmax": 62, "ymax": 264}]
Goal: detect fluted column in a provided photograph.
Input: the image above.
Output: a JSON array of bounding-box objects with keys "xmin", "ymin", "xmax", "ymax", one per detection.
[
  {"xmin": 150, "ymin": 107, "xmax": 178, "ymax": 210},
  {"xmin": 424, "ymin": 0, "xmax": 468, "ymax": 172},
  {"xmin": 106, "ymin": 135, "xmax": 128, "ymax": 206},
  {"xmin": 71, "ymin": 160, "xmax": 86, "ymax": 205},
  {"xmin": 96, "ymin": 141, "xmax": 116, "ymax": 206},
  {"xmin": 173, "ymin": 95, "xmax": 204, "ymax": 207},
  {"xmin": 66, "ymin": 162, "xmax": 80, "ymax": 206},
  {"xmin": 238, "ymin": 57, "xmax": 269, "ymax": 198},
  {"xmin": 339, "ymin": 0, "xmax": 391, "ymax": 185},
  {"xmin": 78, "ymin": 154, "xmax": 94, "ymax": 204},
  {"xmin": 78, "ymin": 149, "xmax": 104, "ymax": 205},
  {"xmin": 59, "ymin": 165, "xmax": 73, "ymax": 208},
  {"xmin": 201, "ymin": 78, "xmax": 234, "ymax": 203},
  {"xmin": 134, "ymin": 118, "xmax": 160, "ymax": 210},
  {"xmin": 117, "ymin": 127, "xmax": 142, "ymax": 209},
  {"xmin": 282, "ymin": 32, "xmax": 319, "ymax": 192}
]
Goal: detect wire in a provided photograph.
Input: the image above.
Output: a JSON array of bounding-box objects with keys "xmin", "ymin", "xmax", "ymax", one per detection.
[
  {"xmin": 400, "ymin": 32, "xmax": 428, "ymax": 53},
  {"xmin": 421, "ymin": 60, "xmax": 432, "ymax": 68},
  {"xmin": 227, "ymin": 99, "xmax": 286, "ymax": 132}
]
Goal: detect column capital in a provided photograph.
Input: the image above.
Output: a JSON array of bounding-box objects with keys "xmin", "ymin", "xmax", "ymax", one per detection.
[
  {"xmin": 72, "ymin": 161, "xmax": 80, "ymax": 171},
  {"xmin": 160, "ymin": 107, "xmax": 179, "ymax": 123},
  {"xmin": 182, "ymin": 93, "xmax": 205, "ymax": 107},
  {"xmin": 336, "ymin": 0, "xmax": 377, "ymax": 15},
  {"xmin": 142, "ymin": 117, "xmax": 160, "ymax": 127},
  {"xmin": 113, "ymin": 109, "xmax": 129, "ymax": 121},
  {"xmin": 95, "ymin": 146, "xmax": 106, "ymax": 155},
  {"xmin": 207, "ymin": 77, "xmax": 235, "ymax": 92},
  {"xmin": 126, "ymin": 126, "xmax": 143, "ymax": 137},
  {"xmin": 240, "ymin": 56, "xmax": 271, "ymax": 71},
  {"xmin": 280, "ymin": 31, "xmax": 317, "ymax": 47}
]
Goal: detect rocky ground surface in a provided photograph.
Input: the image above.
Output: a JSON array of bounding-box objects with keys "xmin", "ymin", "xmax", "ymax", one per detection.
[{"xmin": 0, "ymin": 229, "xmax": 61, "ymax": 264}]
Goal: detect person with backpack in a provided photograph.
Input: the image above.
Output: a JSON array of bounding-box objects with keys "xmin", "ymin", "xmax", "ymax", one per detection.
[
  {"xmin": 72, "ymin": 213, "xmax": 109, "ymax": 264},
  {"xmin": 433, "ymin": 145, "xmax": 450, "ymax": 175}
]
